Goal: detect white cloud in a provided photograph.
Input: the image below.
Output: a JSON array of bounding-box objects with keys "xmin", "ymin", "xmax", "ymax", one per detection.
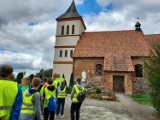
[{"xmin": 83, "ymin": 0, "xmax": 160, "ymax": 34}]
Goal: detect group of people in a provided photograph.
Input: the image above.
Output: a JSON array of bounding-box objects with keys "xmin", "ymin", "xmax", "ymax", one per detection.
[{"xmin": 0, "ymin": 64, "xmax": 86, "ymax": 120}]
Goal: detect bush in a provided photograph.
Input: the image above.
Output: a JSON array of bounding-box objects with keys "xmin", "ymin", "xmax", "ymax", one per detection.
[
  {"xmin": 67, "ymin": 86, "xmax": 72, "ymax": 94},
  {"xmin": 90, "ymin": 93, "xmax": 102, "ymax": 100},
  {"xmin": 96, "ymin": 87, "xmax": 101, "ymax": 94}
]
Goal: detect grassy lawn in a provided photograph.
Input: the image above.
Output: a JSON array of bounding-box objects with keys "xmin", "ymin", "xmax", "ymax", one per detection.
[{"xmin": 128, "ymin": 93, "xmax": 153, "ymax": 106}]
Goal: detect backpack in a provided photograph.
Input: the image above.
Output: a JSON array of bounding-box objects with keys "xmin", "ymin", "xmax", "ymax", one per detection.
[
  {"xmin": 47, "ymin": 97, "xmax": 57, "ymax": 112},
  {"xmin": 76, "ymin": 87, "xmax": 86, "ymax": 102}
]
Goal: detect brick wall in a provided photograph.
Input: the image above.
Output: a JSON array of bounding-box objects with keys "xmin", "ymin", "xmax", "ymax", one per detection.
[
  {"xmin": 104, "ymin": 72, "xmax": 133, "ymax": 94},
  {"xmin": 73, "ymin": 57, "xmax": 104, "ymax": 79}
]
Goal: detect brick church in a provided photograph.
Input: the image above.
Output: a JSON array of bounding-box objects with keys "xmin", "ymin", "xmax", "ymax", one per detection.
[{"xmin": 53, "ymin": 0, "xmax": 160, "ymax": 94}]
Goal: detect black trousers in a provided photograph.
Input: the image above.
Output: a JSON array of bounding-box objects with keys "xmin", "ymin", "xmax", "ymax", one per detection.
[
  {"xmin": 44, "ymin": 108, "xmax": 55, "ymax": 120},
  {"xmin": 70, "ymin": 102, "xmax": 82, "ymax": 120}
]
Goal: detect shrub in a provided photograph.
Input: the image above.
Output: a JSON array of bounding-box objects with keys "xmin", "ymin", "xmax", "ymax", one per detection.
[
  {"xmin": 66, "ymin": 86, "xmax": 72, "ymax": 94},
  {"xmin": 90, "ymin": 93, "xmax": 102, "ymax": 100},
  {"xmin": 96, "ymin": 87, "xmax": 102, "ymax": 94}
]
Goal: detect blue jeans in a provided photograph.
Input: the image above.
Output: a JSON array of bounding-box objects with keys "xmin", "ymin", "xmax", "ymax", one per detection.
[{"xmin": 56, "ymin": 98, "xmax": 65, "ymax": 115}]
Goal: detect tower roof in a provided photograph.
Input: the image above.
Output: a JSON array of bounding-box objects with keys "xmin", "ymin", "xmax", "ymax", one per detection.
[{"xmin": 57, "ymin": 0, "xmax": 81, "ymax": 19}]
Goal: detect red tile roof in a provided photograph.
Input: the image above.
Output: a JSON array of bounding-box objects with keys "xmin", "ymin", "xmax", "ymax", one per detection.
[
  {"xmin": 73, "ymin": 30, "xmax": 151, "ymax": 71},
  {"xmin": 145, "ymin": 34, "xmax": 160, "ymax": 49}
]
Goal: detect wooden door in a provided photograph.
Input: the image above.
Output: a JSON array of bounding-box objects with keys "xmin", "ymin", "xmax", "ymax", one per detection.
[{"xmin": 113, "ymin": 75, "xmax": 124, "ymax": 92}]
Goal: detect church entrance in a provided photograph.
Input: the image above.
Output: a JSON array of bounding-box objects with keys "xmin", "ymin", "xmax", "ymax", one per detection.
[{"xmin": 113, "ymin": 75, "xmax": 125, "ymax": 93}]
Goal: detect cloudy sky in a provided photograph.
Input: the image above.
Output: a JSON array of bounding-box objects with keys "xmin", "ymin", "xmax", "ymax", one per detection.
[{"xmin": 0, "ymin": 0, "xmax": 160, "ymax": 76}]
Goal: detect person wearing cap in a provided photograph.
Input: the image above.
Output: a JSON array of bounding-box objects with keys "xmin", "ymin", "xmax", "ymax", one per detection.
[{"xmin": 0, "ymin": 65, "xmax": 23, "ymax": 120}]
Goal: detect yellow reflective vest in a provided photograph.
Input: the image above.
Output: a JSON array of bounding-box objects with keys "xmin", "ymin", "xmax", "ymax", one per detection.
[
  {"xmin": 57, "ymin": 86, "xmax": 66, "ymax": 98},
  {"xmin": 0, "ymin": 80, "xmax": 18, "ymax": 120},
  {"xmin": 43, "ymin": 86, "xmax": 56, "ymax": 108},
  {"xmin": 72, "ymin": 85, "xmax": 85, "ymax": 103},
  {"xmin": 21, "ymin": 91, "xmax": 38, "ymax": 115}
]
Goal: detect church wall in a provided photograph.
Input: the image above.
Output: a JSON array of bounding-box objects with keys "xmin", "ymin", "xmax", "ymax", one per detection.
[
  {"xmin": 104, "ymin": 72, "xmax": 133, "ymax": 94},
  {"xmin": 73, "ymin": 58, "xmax": 104, "ymax": 79},
  {"xmin": 56, "ymin": 20, "xmax": 85, "ymax": 36},
  {"xmin": 54, "ymin": 48, "xmax": 74, "ymax": 61},
  {"xmin": 56, "ymin": 36, "xmax": 80, "ymax": 46},
  {"xmin": 132, "ymin": 58, "xmax": 149, "ymax": 93},
  {"xmin": 53, "ymin": 64, "xmax": 73, "ymax": 83}
]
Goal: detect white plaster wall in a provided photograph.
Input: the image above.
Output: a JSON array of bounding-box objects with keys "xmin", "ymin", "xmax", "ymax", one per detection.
[
  {"xmin": 55, "ymin": 36, "xmax": 80, "ymax": 46},
  {"xmin": 53, "ymin": 64, "xmax": 73, "ymax": 83},
  {"xmin": 56, "ymin": 20, "xmax": 85, "ymax": 36},
  {"xmin": 54, "ymin": 48, "xmax": 75, "ymax": 61}
]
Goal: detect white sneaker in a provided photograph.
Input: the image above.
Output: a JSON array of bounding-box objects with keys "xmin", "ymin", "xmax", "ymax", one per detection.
[
  {"xmin": 55, "ymin": 115, "xmax": 58, "ymax": 119},
  {"xmin": 61, "ymin": 115, "xmax": 64, "ymax": 119}
]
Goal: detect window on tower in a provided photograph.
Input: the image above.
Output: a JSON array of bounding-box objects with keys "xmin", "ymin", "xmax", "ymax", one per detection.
[
  {"xmin": 65, "ymin": 50, "xmax": 68, "ymax": 57},
  {"xmin": 70, "ymin": 50, "xmax": 73, "ymax": 57},
  {"xmin": 59, "ymin": 50, "xmax": 63, "ymax": 57},
  {"xmin": 61, "ymin": 26, "xmax": 64, "ymax": 35},
  {"xmin": 67, "ymin": 25, "xmax": 69, "ymax": 35},
  {"xmin": 72, "ymin": 25, "xmax": 75, "ymax": 34}
]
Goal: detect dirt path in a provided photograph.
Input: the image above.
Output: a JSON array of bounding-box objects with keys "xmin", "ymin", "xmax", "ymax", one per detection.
[{"xmin": 55, "ymin": 94, "xmax": 154, "ymax": 120}]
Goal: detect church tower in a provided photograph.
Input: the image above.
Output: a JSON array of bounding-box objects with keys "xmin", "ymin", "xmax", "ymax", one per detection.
[{"xmin": 53, "ymin": 0, "xmax": 86, "ymax": 82}]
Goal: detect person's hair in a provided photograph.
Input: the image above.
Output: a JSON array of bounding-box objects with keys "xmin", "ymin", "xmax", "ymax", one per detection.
[
  {"xmin": 76, "ymin": 77, "xmax": 81, "ymax": 84},
  {"xmin": 0, "ymin": 65, "xmax": 13, "ymax": 78},
  {"xmin": 52, "ymin": 73, "xmax": 58, "ymax": 79},
  {"xmin": 22, "ymin": 77, "xmax": 31, "ymax": 83},
  {"xmin": 57, "ymin": 73, "xmax": 60, "ymax": 78},
  {"xmin": 61, "ymin": 80, "xmax": 65, "ymax": 86},
  {"xmin": 32, "ymin": 77, "xmax": 41, "ymax": 87},
  {"xmin": 43, "ymin": 77, "xmax": 48, "ymax": 82},
  {"xmin": 47, "ymin": 78, "xmax": 53, "ymax": 85}
]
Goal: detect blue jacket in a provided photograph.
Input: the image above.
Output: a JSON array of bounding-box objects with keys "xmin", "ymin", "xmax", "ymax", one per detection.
[{"xmin": 10, "ymin": 85, "xmax": 22, "ymax": 120}]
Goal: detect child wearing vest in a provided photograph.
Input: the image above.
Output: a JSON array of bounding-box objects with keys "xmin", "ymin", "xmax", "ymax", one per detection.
[
  {"xmin": 55, "ymin": 80, "xmax": 67, "ymax": 119},
  {"xmin": 43, "ymin": 78, "xmax": 56, "ymax": 120},
  {"xmin": 21, "ymin": 77, "xmax": 31, "ymax": 93},
  {"xmin": 70, "ymin": 77, "xmax": 85, "ymax": 120},
  {"xmin": 19, "ymin": 77, "xmax": 42, "ymax": 120}
]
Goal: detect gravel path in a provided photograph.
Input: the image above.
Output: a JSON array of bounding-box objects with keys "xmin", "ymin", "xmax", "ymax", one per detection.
[{"xmin": 55, "ymin": 94, "xmax": 154, "ymax": 120}]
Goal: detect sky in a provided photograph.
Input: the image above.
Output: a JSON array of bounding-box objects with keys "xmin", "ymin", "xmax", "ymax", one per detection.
[{"xmin": 0, "ymin": 0, "xmax": 160, "ymax": 77}]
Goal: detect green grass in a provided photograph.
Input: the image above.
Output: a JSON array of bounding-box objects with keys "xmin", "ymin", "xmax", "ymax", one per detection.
[{"xmin": 128, "ymin": 93, "xmax": 153, "ymax": 106}]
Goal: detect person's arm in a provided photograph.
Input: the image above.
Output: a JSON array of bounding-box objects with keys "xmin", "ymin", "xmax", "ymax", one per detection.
[
  {"xmin": 71, "ymin": 86, "xmax": 75, "ymax": 100},
  {"xmin": 33, "ymin": 93, "xmax": 42, "ymax": 120},
  {"xmin": 10, "ymin": 85, "xmax": 23, "ymax": 120}
]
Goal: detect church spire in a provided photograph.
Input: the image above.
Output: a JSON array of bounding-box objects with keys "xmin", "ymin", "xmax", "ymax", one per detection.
[{"xmin": 57, "ymin": 0, "xmax": 81, "ymax": 19}]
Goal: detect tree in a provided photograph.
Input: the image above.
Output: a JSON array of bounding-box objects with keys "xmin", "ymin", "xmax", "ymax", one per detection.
[
  {"xmin": 62, "ymin": 74, "xmax": 65, "ymax": 79},
  {"xmin": 29, "ymin": 74, "xmax": 34, "ymax": 82},
  {"xmin": 145, "ymin": 45, "xmax": 160, "ymax": 115},
  {"xmin": 69, "ymin": 73, "xmax": 74, "ymax": 87},
  {"xmin": 16, "ymin": 72, "xmax": 24, "ymax": 84},
  {"xmin": 36, "ymin": 69, "xmax": 53, "ymax": 78}
]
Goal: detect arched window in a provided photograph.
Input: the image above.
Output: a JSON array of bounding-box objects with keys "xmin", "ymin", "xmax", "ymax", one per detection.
[
  {"xmin": 72, "ymin": 25, "xmax": 75, "ymax": 34},
  {"xmin": 135, "ymin": 64, "xmax": 143, "ymax": 77},
  {"xmin": 96, "ymin": 64, "xmax": 103, "ymax": 76},
  {"xmin": 61, "ymin": 26, "xmax": 64, "ymax": 35},
  {"xmin": 67, "ymin": 25, "xmax": 69, "ymax": 35}
]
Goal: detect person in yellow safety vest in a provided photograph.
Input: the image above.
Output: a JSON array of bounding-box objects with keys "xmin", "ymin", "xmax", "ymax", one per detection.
[
  {"xmin": 70, "ymin": 77, "xmax": 85, "ymax": 120},
  {"xmin": 55, "ymin": 81, "xmax": 67, "ymax": 119},
  {"xmin": 52, "ymin": 73, "xmax": 64, "ymax": 89},
  {"xmin": 19, "ymin": 77, "xmax": 42, "ymax": 120},
  {"xmin": 21, "ymin": 77, "xmax": 31, "ymax": 94},
  {"xmin": 0, "ymin": 65, "xmax": 23, "ymax": 120},
  {"xmin": 43, "ymin": 78, "xmax": 56, "ymax": 120}
]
